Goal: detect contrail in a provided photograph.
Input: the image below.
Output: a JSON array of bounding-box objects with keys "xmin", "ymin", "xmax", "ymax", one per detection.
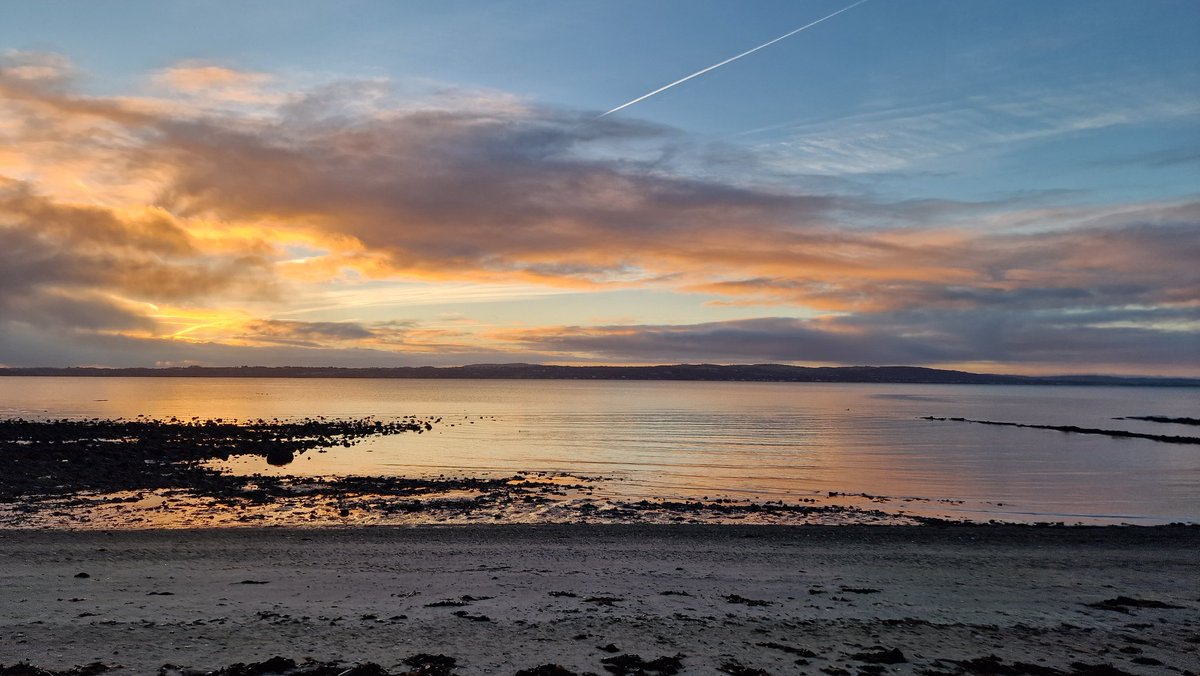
[{"xmin": 598, "ymin": 0, "xmax": 871, "ymax": 118}]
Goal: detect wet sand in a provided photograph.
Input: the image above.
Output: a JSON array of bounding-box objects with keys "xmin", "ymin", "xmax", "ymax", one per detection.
[{"xmin": 1, "ymin": 525, "xmax": 1197, "ymax": 675}]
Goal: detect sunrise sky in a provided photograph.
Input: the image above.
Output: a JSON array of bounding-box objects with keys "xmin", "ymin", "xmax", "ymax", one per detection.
[{"xmin": 1, "ymin": 0, "xmax": 1197, "ymax": 374}]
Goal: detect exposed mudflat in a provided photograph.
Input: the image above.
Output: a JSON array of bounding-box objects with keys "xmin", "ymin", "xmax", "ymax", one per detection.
[{"xmin": 0, "ymin": 417, "xmax": 437, "ymax": 499}]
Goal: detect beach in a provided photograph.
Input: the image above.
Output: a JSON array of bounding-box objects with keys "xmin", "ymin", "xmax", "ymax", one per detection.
[
  {"xmin": 5, "ymin": 1, "xmax": 1199, "ymax": 673},
  {"xmin": 2, "ymin": 403, "xmax": 1198, "ymax": 674},
  {"xmin": 2, "ymin": 525, "xmax": 1197, "ymax": 675}
]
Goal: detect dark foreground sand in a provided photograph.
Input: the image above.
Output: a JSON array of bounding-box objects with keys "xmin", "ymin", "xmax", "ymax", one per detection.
[{"xmin": 1, "ymin": 525, "xmax": 1197, "ymax": 675}]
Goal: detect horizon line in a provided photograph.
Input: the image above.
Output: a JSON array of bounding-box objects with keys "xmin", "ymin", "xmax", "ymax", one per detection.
[{"xmin": 0, "ymin": 363, "xmax": 1195, "ymax": 383}]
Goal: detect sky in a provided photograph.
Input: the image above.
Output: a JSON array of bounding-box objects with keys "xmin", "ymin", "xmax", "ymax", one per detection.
[{"xmin": 0, "ymin": 0, "xmax": 1197, "ymax": 375}]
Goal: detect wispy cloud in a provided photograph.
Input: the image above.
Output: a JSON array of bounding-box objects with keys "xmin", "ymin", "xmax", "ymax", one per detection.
[
  {"xmin": 152, "ymin": 63, "xmax": 285, "ymax": 106},
  {"xmin": 747, "ymin": 76, "xmax": 1200, "ymax": 175}
]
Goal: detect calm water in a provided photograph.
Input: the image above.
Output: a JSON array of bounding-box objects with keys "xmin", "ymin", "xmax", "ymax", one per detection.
[{"xmin": 1, "ymin": 377, "xmax": 1197, "ymax": 524}]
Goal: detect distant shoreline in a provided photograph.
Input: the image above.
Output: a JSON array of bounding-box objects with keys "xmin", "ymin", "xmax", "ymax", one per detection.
[{"xmin": 1, "ymin": 363, "xmax": 1197, "ymax": 387}]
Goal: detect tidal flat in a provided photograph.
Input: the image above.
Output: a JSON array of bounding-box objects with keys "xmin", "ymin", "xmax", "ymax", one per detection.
[
  {"xmin": 4, "ymin": 379, "xmax": 1199, "ymax": 526},
  {"xmin": 0, "ymin": 417, "xmax": 957, "ymax": 528},
  {"xmin": 2, "ymin": 412, "xmax": 1198, "ymax": 674}
]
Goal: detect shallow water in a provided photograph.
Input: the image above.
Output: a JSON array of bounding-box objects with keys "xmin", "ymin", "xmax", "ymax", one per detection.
[{"xmin": 1, "ymin": 377, "xmax": 1197, "ymax": 524}]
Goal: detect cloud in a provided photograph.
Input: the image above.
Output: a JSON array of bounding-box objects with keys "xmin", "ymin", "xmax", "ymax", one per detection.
[
  {"xmin": 500, "ymin": 310, "xmax": 1199, "ymax": 373},
  {"xmin": 747, "ymin": 75, "xmax": 1200, "ymax": 175},
  {"xmin": 0, "ymin": 179, "xmax": 277, "ymax": 351},
  {"xmin": 154, "ymin": 104, "xmax": 834, "ymax": 287},
  {"xmin": 141, "ymin": 91, "xmax": 1198, "ymax": 319},
  {"xmin": 241, "ymin": 319, "xmax": 376, "ymax": 345},
  {"xmin": 153, "ymin": 63, "xmax": 283, "ymax": 105},
  {"xmin": 1, "ymin": 54, "xmax": 1196, "ymax": 373},
  {"xmin": 156, "ymin": 64, "xmax": 272, "ymax": 92},
  {"xmin": 200, "ymin": 316, "xmax": 489, "ymax": 355},
  {"xmin": 0, "ymin": 320, "xmax": 562, "ymax": 369},
  {"xmin": 1096, "ymin": 146, "xmax": 1200, "ymax": 169},
  {"xmin": 498, "ymin": 317, "xmax": 954, "ymax": 365},
  {"xmin": 0, "ymin": 50, "xmax": 74, "ymax": 86}
]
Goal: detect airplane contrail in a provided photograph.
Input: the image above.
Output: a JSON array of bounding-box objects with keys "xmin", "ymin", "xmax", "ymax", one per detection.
[{"xmin": 598, "ymin": 0, "xmax": 871, "ymax": 118}]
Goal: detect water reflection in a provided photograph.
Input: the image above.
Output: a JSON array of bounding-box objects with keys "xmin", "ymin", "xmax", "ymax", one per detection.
[{"xmin": 1, "ymin": 378, "xmax": 1197, "ymax": 524}]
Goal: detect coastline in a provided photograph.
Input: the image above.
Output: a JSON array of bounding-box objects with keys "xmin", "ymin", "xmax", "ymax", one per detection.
[
  {"xmin": 4, "ymin": 365, "xmax": 1197, "ymax": 387},
  {"xmin": 6, "ymin": 416, "xmax": 1197, "ymax": 529},
  {"xmin": 2, "ymin": 524, "xmax": 1197, "ymax": 674}
]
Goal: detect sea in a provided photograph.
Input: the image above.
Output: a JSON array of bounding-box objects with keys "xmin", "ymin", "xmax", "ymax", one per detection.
[{"xmin": 1, "ymin": 377, "xmax": 1197, "ymax": 526}]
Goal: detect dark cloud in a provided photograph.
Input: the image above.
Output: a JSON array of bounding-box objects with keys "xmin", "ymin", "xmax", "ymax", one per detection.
[
  {"xmin": 1, "ymin": 292, "xmax": 152, "ymax": 333},
  {"xmin": 839, "ymin": 305, "xmax": 1199, "ymax": 369},
  {"xmin": 234, "ymin": 319, "xmax": 428, "ymax": 349},
  {"xmin": 153, "ymin": 105, "xmax": 835, "ymax": 282},
  {"xmin": 0, "ymin": 321, "xmax": 562, "ymax": 369},
  {"xmin": 502, "ymin": 317, "xmax": 964, "ymax": 365},
  {"xmin": 0, "ymin": 181, "xmax": 277, "ymax": 337},
  {"xmin": 503, "ymin": 312, "xmax": 1198, "ymax": 372},
  {"xmin": 242, "ymin": 319, "xmax": 376, "ymax": 344}
]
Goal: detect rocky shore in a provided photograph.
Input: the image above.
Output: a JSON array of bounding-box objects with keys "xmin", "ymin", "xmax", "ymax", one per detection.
[
  {"xmin": 0, "ymin": 418, "xmax": 957, "ymax": 528},
  {"xmin": 3, "ymin": 419, "xmax": 1198, "ymax": 674}
]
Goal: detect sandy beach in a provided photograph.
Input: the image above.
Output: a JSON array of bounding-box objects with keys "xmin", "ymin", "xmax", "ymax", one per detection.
[
  {"xmin": 4, "ymin": 1, "xmax": 1199, "ymax": 673},
  {"xmin": 1, "ymin": 525, "xmax": 1197, "ymax": 675}
]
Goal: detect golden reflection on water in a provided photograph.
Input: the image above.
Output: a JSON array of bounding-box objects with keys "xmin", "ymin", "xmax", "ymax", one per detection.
[{"xmin": 2, "ymin": 377, "xmax": 1198, "ymax": 525}]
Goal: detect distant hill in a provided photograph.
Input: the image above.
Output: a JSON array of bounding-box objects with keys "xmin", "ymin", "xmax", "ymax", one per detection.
[{"xmin": 1, "ymin": 364, "xmax": 1196, "ymax": 386}]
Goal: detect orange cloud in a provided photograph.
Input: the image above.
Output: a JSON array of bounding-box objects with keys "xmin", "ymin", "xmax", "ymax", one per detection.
[
  {"xmin": 157, "ymin": 64, "xmax": 270, "ymax": 91},
  {"xmin": 153, "ymin": 63, "xmax": 283, "ymax": 105}
]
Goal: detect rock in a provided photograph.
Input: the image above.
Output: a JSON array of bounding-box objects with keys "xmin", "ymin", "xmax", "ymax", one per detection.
[
  {"xmin": 1068, "ymin": 663, "xmax": 1135, "ymax": 676},
  {"xmin": 599, "ymin": 654, "xmax": 684, "ymax": 676},
  {"xmin": 850, "ymin": 647, "xmax": 905, "ymax": 664},
  {"xmin": 514, "ymin": 667, "xmax": 577, "ymax": 676},
  {"xmin": 241, "ymin": 657, "xmax": 296, "ymax": 675},
  {"xmin": 723, "ymin": 594, "xmax": 772, "ymax": 607},
  {"xmin": 755, "ymin": 642, "xmax": 817, "ymax": 658},
  {"xmin": 338, "ymin": 664, "xmax": 389, "ymax": 676},
  {"xmin": 718, "ymin": 662, "xmax": 770, "ymax": 676},
  {"xmin": 1084, "ymin": 596, "xmax": 1184, "ymax": 613},
  {"xmin": 0, "ymin": 665, "xmax": 113, "ymax": 676},
  {"xmin": 265, "ymin": 448, "xmax": 295, "ymax": 466},
  {"xmin": 401, "ymin": 654, "xmax": 456, "ymax": 676},
  {"xmin": 951, "ymin": 655, "xmax": 1065, "ymax": 675}
]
